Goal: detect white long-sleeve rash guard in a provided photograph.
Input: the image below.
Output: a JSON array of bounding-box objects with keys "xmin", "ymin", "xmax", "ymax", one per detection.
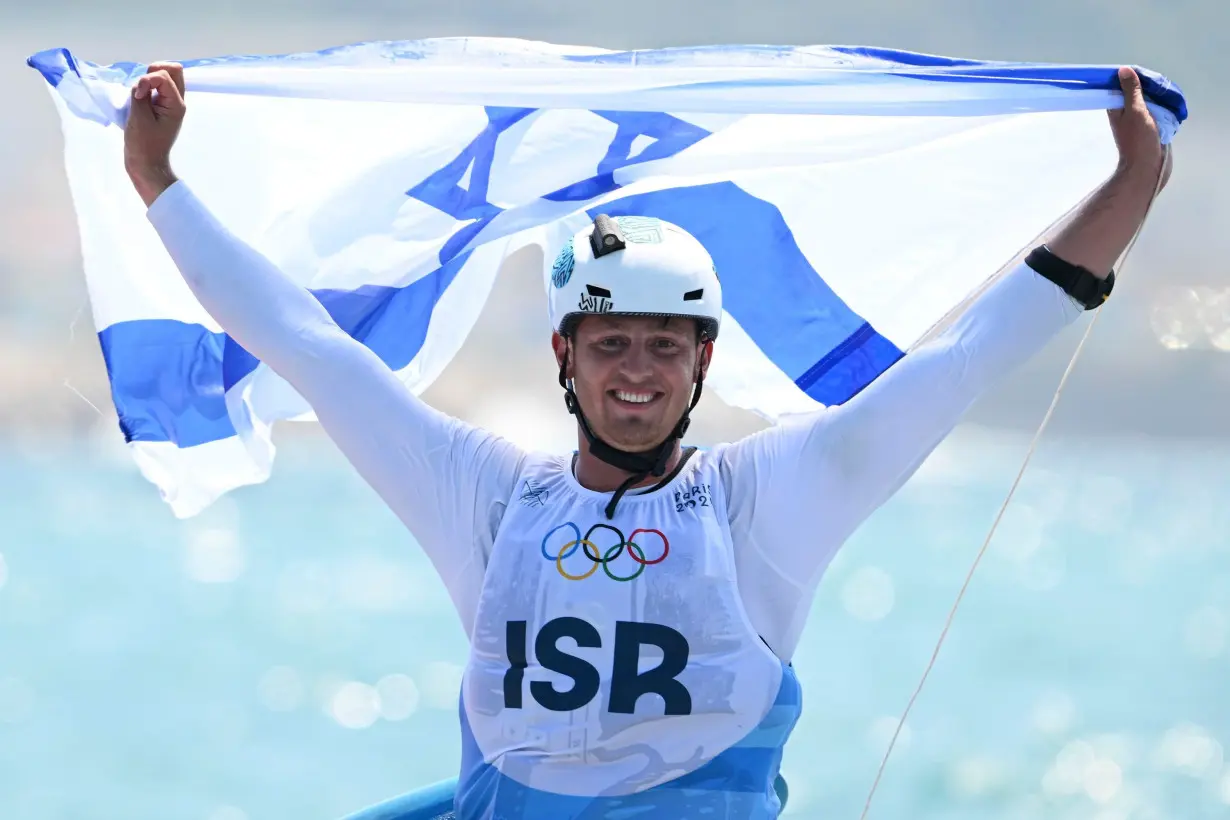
[{"xmin": 148, "ymin": 180, "xmax": 1082, "ymax": 659}]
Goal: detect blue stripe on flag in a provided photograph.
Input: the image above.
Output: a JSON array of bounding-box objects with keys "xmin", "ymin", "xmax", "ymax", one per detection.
[
  {"xmin": 26, "ymin": 48, "xmax": 72, "ymax": 87},
  {"xmin": 887, "ymin": 67, "xmax": 1187, "ymax": 123},
  {"xmin": 407, "ymin": 107, "xmax": 537, "ymax": 265},
  {"xmin": 589, "ymin": 182, "xmax": 904, "ymax": 405},
  {"xmin": 558, "ymin": 45, "xmax": 1186, "ymax": 121},
  {"xmin": 99, "ymin": 321, "xmax": 235, "ymax": 447},
  {"xmin": 98, "ymin": 251, "xmax": 471, "ymax": 447},
  {"xmin": 826, "ymin": 46, "xmax": 1187, "ymax": 120},
  {"xmin": 543, "ymin": 112, "xmax": 712, "ymax": 202}
]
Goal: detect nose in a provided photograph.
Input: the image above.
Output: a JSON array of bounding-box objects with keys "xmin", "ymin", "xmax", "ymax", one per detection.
[{"xmin": 618, "ymin": 344, "xmax": 654, "ymax": 382}]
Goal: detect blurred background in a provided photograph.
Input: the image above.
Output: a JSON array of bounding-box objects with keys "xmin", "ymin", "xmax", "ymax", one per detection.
[{"xmin": 1, "ymin": 2, "xmax": 1227, "ymax": 819}]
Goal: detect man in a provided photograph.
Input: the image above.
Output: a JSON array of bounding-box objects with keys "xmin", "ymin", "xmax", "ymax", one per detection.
[{"xmin": 124, "ymin": 61, "xmax": 1169, "ymax": 819}]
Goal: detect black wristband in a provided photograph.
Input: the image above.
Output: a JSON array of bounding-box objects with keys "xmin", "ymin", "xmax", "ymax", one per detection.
[{"xmin": 1025, "ymin": 246, "xmax": 1114, "ymax": 310}]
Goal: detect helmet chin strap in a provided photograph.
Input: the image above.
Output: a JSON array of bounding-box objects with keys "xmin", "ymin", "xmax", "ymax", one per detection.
[{"xmin": 558, "ymin": 345, "xmax": 705, "ymax": 520}]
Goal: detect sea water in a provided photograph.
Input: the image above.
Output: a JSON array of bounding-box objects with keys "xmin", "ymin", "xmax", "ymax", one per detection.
[{"xmin": 1, "ymin": 426, "xmax": 1227, "ymax": 820}]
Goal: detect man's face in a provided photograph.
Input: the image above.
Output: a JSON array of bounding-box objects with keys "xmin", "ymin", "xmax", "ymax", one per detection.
[{"xmin": 553, "ymin": 315, "xmax": 712, "ymax": 453}]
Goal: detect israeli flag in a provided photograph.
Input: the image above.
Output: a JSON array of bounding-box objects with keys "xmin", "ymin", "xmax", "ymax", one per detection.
[{"xmin": 28, "ymin": 39, "xmax": 1187, "ymax": 517}]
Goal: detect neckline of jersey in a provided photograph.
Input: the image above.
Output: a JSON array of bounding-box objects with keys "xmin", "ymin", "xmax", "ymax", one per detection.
[{"xmin": 565, "ymin": 446, "xmax": 700, "ymax": 503}]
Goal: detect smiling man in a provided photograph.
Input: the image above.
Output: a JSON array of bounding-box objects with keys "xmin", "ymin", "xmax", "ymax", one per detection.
[{"xmin": 123, "ymin": 59, "xmax": 1169, "ymax": 819}]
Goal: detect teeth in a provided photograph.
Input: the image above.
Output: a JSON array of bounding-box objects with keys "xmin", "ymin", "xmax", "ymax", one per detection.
[{"xmin": 615, "ymin": 390, "xmax": 655, "ymax": 404}]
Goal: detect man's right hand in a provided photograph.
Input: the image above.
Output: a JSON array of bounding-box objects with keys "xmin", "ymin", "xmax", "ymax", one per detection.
[{"xmin": 124, "ymin": 62, "xmax": 187, "ymax": 208}]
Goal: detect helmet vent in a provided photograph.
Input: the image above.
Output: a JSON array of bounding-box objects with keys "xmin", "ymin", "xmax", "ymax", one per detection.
[
  {"xmin": 586, "ymin": 284, "xmax": 612, "ymax": 298},
  {"xmin": 683, "ymin": 288, "xmax": 704, "ymax": 301}
]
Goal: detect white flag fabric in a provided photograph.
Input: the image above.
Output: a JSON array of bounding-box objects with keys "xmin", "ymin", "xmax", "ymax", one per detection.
[{"xmin": 28, "ymin": 38, "xmax": 1187, "ymax": 518}]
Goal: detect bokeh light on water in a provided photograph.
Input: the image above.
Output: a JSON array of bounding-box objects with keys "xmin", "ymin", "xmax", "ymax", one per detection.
[
  {"xmin": 841, "ymin": 566, "xmax": 896, "ymax": 622},
  {"xmin": 376, "ymin": 673, "xmax": 421, "ymax": 722},
  {"xmin": 206, "ymin": 806, "xmax": 249, "ymax": 820},
  {"xmin": 184, "ymin": 527, "xmax": 246, "ymax": 584},
  {"xmin": 330, "ymin": 681, "xmax": 382, "ymax": 730},
  {"xmin": 1031, "ymin": 690, "xmax": 1078, "ymax": 737},
  {"xmin": 1150, "ymin": 286, "xmax": 1230, "ymax": 351},
  {"xmin": 868, "ymin": 715, "xmax": 913, "ymax": 754}
]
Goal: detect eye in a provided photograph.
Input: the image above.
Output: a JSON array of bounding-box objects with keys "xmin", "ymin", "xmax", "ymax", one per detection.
[{"xmin": 653, "ymin": 338, "xmax": 680, "ymax": 350}]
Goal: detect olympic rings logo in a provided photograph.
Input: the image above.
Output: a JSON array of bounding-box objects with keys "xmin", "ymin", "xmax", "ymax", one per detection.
[{"xmin": 540, "ymin": 522, "xmax": 670, "ymax": 582}]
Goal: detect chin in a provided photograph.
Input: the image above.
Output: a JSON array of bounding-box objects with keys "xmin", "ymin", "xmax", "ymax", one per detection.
[{"xmin": 601, "ymin": 423, "xmax": 673, "ymax": 453}]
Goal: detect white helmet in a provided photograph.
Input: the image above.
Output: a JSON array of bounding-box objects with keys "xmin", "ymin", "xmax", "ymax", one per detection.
[{"xmin": 548, "ymin": 215, "xmax": 722, "ymax": 340}]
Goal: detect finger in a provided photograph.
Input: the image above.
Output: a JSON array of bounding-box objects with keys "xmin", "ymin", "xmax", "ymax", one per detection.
[
  {"xmin": 127, "ymin": 83, "xmax": 154, "ymax": 125},
  {"xmin": 133, "ymin": 70, "xmax": 169, "ymax": 100},
  {"xmin": 147, "ymin": 61, "xmax": 186, "ymax": 99},
  {"xmin": 1117, "ymin": 66, "xmax": 1146, "ymax": 111},
  {"xmin": 133, "ymin": 71, "xmax": 183, "ymax": 109},
  {"xmin": 132, "ymin": 71, "xmax": 157, "ymax": 100}
]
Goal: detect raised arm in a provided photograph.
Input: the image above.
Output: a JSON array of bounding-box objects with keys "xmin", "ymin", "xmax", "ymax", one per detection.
[
  {"xmin": 125, "ymin": 64, "xmax": 524, "ymax": 633},
  {"xmin": 722, "ymin": 67, "xmax": 1171, "ymax": 657},
  {"xmin": 1048, "ymin": 67, "xmax": 1173, "ymax": 276}
]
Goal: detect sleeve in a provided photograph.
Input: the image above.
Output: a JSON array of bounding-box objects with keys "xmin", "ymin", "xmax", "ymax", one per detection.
[
  {"xmin": 146, "ymin": 181, "xmax": 526, "ymax": 630},
  {"xmin": 721, "ymin": 260, "xmax": 1083, "ymax": 657}
]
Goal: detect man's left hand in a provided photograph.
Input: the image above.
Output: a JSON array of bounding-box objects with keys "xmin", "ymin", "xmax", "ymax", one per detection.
[{"xmin": 1109, "ymin": 66, "xmax": 1172, "ymax": 189}]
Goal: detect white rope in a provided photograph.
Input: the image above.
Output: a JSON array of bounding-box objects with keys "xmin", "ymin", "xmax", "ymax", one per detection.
[
  {"xmin": 858, "ymin": 144, "xmax": 1171, "ymax": 820},
  {"xmin": 64, "ymin": 302, "xmax": 105, "ymax": 417}
]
